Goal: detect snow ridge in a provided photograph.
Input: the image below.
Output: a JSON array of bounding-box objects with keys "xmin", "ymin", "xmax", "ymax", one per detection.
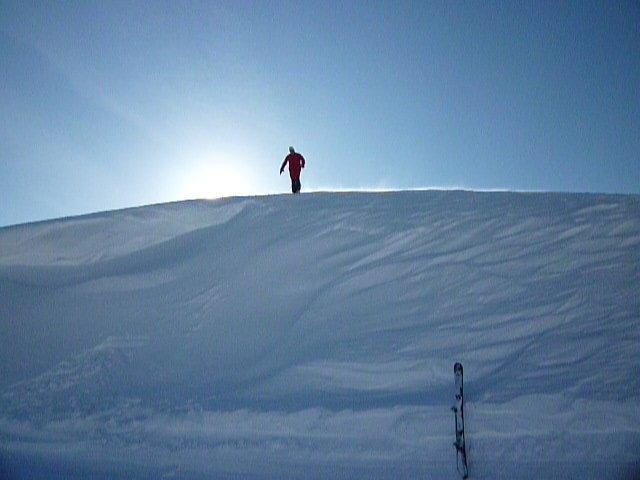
[{"xmin": 1, "ymin": 191, "xmax": 639, "ymax": 479}]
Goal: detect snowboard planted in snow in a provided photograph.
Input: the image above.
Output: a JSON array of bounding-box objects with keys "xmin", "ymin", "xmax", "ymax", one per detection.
[{"xmin": 452, "ymin": 362, "xmax": 469, "ymax": 478}]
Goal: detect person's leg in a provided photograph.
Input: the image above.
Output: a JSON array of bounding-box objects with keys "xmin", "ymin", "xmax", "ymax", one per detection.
[{"xmin": 292, "ymin": 179, "xmax": 301, "ymax": 193}]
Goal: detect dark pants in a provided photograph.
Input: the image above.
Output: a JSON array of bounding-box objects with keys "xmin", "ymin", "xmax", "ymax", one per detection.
[{"xmin": 291, "ymin": 178, "xmax": 301, "ymax": 194}]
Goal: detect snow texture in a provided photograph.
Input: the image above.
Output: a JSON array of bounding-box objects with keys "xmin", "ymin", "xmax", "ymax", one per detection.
[{"xmin": 0, "ymin": 191, "xmax": 639, "ymax": 479}]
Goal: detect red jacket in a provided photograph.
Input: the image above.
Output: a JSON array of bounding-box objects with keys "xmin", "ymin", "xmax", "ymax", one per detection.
[{"xmin": 281, "ymin": 153, "xmax": 305, "ymax": 180}]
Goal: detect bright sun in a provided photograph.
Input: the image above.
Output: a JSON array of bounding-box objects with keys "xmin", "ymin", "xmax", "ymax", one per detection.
[{"xmin": 175, "ymin": 157, "xmax": 254, "ymax": 200}]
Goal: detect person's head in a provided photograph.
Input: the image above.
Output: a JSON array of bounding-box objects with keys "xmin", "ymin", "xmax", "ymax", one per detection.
[{"xmin": 289, "ymin": 146, "xmax": 295, "ymax": 154}]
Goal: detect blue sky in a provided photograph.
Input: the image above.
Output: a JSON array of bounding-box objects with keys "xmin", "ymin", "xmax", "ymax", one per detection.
[{"xmin": 1, "ymin": 0, "xmax": 639, "ymax": 226}]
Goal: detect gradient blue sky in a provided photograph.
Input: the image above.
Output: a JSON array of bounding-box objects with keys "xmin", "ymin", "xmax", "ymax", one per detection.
[{"xmin": 1, "ymin": 1, "xmax": 639, "ymax": 226}]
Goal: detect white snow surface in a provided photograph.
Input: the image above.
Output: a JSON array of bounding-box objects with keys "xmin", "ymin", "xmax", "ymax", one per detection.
[{"xmin": 0, "ymin": 190, "xmax": 639, "ymax": 479}]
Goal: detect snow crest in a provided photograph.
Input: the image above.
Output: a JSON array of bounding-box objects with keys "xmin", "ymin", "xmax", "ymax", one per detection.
[{"xmin": 1, "ymin": 191, "xmax": 639, "ymax": 479}]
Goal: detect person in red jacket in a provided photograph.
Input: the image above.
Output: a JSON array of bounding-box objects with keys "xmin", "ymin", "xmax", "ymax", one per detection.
[{"xmin": 280, "ymin": 146, "xmax": 306, "ymax": 194}]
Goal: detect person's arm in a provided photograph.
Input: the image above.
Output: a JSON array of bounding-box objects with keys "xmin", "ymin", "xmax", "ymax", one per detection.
[
  {"xmin": 300, "ymin": 155, "xmax": 305, "ymax": 169},
  {"xmin": 280, "ymin": 157, "xmax": 288, "ymax": 174}
]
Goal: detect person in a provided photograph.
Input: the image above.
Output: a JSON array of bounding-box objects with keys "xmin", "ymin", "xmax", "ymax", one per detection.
[{"xmin": 280, "ymin": 146, "xmax": 306, "ymax": 194}]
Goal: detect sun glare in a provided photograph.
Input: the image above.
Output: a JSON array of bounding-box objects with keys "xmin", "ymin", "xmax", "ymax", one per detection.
[{"xmin": 175, "ymin": 157, "xmax": 254, "ymax": 200}]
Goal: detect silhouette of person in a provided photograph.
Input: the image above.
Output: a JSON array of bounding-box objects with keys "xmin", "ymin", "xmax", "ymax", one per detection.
[{"xmin": 280, "ymin": 146, "xmax": 306, "ymax": 194}]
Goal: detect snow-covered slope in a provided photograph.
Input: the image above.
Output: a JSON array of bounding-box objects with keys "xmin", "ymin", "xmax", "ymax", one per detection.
[{"xmin": 1, "ymin": 191, "xmax": 639, "ymax": 479}]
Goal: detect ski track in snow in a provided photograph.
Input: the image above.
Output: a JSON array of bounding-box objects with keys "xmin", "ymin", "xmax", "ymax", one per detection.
[{"xmin": 0, "ymin": 190, "xmax": 639, "ymax": 479}]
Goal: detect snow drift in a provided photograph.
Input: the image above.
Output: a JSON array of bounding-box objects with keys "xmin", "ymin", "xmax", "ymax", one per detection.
[{"xmin": 0, "ymin": 191, "xmax": 638, "ymax": 479}]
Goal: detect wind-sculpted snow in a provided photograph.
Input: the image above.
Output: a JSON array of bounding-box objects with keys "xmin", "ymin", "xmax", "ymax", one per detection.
[
  {"xmin": 0, "ymin": 191, "xmax": 639, "ymax": 479},
  {"xmin": 0, "ymin": 199, "xmax": 251, "ymax": 289}
]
